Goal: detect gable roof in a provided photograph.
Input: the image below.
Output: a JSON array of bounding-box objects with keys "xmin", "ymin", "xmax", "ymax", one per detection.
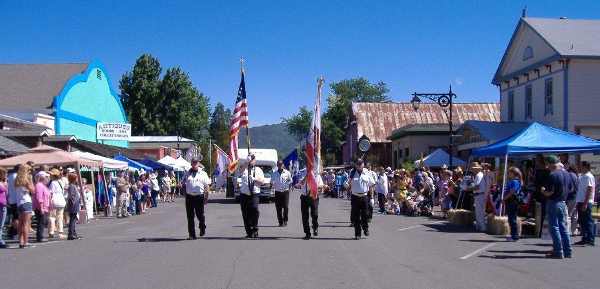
[
  {"xmin": 0, "ymin": 63, "xmax": 89, "ymax": 114},
  {"xmin": 493, "ymin": 17, "xmax": 600, "ymax": 84},
  {"xmin": 0, "ymin": 135, "xmax": 29, "ymax": 156},
  {"xmin": 351, "ymin": 102, "xmax": 500, "ymax": 143}
]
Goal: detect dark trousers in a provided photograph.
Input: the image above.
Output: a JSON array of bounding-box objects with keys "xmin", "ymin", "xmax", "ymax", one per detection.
[
  {"xmin": 367, "ymin": 193, "xmax": 373, "ymax": 221},
  {"xmin": 351, "ymin": 194, "xmax": 369, "ymax": 237},
  {"xmin": 274, "ymin": 190, "xmax": 289, "ymax": 225},
  {"xmin": 240, "ymin": 194, "xmax": 260, "ymax": 236},
  {"xmin": 578, "ymin": 203, "xmax": 596, "ymax": 244},
  {"xmin": 185, "ymin": 194, "xmax": 205, "ymax": 238},
  {"xmin": 377, "ymin": 193, "xmax": 386, "ymax": 212},
  {"xmin": 68, "ymin": 213, "xmax": 78, "ymax": 239},
  {"xmin": 151, "ymin": 190, "xmax": 159, "ymax": 207},
  {"xmin": 34, "ymin": 210, "xmax": 48, "ymax": 241},
  {"xmin": 505, "ymin": 201, "xmax": 519, "ymax": 240},
  {"xmin": 300, "ymin": 195, "xmax": 319, "ymax": 235}
]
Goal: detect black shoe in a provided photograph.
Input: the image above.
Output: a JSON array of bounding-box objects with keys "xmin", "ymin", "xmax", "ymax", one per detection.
[
  {"xmin": 245, "ymin": 234, "xmax": 252, "ymax": 239},
  {"xmin": 364, "ymin": 230, "xmax": 370, "ymax": 237},
  {"xmin": 354, "ymin": 235, "xmax": 361, "ymax": 240},
  {"xmin": 188, "ymin": 236, "xmax": 197, "ymax": 240},
  {"xmin": 574, "ymin": 240, "xmax": 588, "ymax": 246},
  {"xmin": 585, "ymin": 242, "xmax": 595, "ymax": 247},
  {"xmin": 313, "ymin": 228, "xmax": 318, "ymax": 236},
  {"xmin": 68, "ymin": 236, "xmax": 82, "ymax": 240},
  {"xmin": 199, "ymin": 229, "xmax": 205, "ymax": 237},
  {"xmin": 283, "ymin": 221, "xmax": 287, "ymax": 227},
  {"xmin": 303, "ymin": 234, "xmax": 311, "ymax": 240},
  {"xmin": 545, "ymin": 253, "xmax": 563, "ymax": 259},
  {"xmin": 279, "ymin": 223, "xmax": 284, "ymax": 227},
  {"xmin": 252, "ymin": 231, "xmax": 259, "ymax": 238},
  {"xmin": 564, "ymin": 254, "xmax": 573, "ymax": 259}
]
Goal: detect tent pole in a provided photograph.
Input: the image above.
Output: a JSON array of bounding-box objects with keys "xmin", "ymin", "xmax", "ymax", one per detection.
[
  {"xmin": 90, "ymin": 170, "xmax": 97, "ymax": 216},
  {"xmin": 499, "ymin": 154, "xmax": 509, "ymax": 216},
  {"xmin": 76, "ymin": 163, "xmax": 86, "ymax": 224}
]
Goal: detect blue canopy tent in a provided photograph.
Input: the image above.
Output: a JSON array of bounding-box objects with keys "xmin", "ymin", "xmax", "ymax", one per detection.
[
  {"xmin": 139, "ymin": 158, "xmax": 173, "ymax": 171},
  {"xmin": 472, "ymin": 122, "xmax": 600, "ymax": 214},
  {"xmin": 114, "ymin": 155, "xmax": 153, "ymax": 172},
  {"xmin": 415, "ymin": 148, "xmax": 466, "ymax": 168}
]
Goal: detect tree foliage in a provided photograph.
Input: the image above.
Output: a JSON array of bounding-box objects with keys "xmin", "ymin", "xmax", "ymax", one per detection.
[
  {"xmin": 282, "ymin": 106, "xmax": 313, "ymax": 141},
  {"xmin": 120, "ymin": 54, "xmax": 210, "ymax": 141},
  {"xmin": 209, "ymin": 102, "xmax": 232, "ymax": 151},
  {"xmin": 322, "ymin": 77, "xmax": 390, "ymax": 163}
]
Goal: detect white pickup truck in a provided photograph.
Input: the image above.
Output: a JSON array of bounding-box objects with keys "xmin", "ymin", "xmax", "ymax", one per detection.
[{"xmin": 234, "ymin": 149, "xmax": 278, "ymax": 202}]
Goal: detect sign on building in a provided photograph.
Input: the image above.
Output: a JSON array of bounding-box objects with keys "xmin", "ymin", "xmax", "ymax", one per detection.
[{"xmin": 96, "ymin": 122, "xmax": 131, "ymax": 141}]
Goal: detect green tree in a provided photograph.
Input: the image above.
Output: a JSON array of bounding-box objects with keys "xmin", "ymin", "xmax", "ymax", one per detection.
[
  {"xmin": 282, "ymin": 106, "xmax": 313, "ymax": 141},
  {"xmin": 160, "ymin": 67, "xmax": 210, "ymax": 140},
  {"xmin": 209, "ymin": 102, "xmax": 232, "ymax": 150},
  {"xmin": 322, "ymin": 77, "xmax": 389, "ymax": 163},
  {"xmin": 119, "ymin": 54, "xmax": 164, "ymax": 135}
]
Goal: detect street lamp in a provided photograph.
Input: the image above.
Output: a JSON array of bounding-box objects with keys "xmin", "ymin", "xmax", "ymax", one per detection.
[{"xmin": 410, "ymin": 85, "xmax": 456, "ymax": 168}]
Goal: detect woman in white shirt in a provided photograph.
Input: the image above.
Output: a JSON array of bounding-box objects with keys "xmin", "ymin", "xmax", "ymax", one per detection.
[
  {"xmin": 48, "ymin": 169, "xmax": 66, "ymax": 239},
  {"xmin": 15, "ymin": 165, "xmax": 35, "ymax": 248}
]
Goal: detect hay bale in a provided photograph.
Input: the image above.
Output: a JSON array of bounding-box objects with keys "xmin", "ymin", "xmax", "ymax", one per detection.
[
  {"xmin": 487, "ymin": 215, "xmax": 523, "ymax": 236},
  {"xmin": 447, "ymin": 209, "xmax": 474, "ymax": 226}
]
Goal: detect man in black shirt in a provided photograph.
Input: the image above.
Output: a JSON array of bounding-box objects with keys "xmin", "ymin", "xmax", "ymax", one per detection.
[{"xmin": 541, "ymin": 155, "xmax": 574, "ymax": 259}]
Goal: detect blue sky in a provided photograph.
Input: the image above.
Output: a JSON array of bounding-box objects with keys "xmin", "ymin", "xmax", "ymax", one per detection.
[{"xmin": 1, "ymin": 1, "xmax": 599, "ymax": 126}]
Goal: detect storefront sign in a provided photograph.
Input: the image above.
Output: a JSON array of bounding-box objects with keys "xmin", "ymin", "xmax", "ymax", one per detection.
[{"xmin": 96, "ymin": 123, "xmax": 131, "ymax": 141}]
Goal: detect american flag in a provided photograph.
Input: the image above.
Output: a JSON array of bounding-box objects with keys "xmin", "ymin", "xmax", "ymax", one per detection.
[
  {"xmin": 228, "ymin": 69, "xmax": 249, "ymax": 172},
  {"xmin": 305, "ymin": 76, "xmax": 323, "ymax": 199}
]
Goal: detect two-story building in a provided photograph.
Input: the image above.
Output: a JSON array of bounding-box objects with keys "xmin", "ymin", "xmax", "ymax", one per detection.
[{"xmin": 494, "ymin": 16, "xmax": 600, "ymax": 139}]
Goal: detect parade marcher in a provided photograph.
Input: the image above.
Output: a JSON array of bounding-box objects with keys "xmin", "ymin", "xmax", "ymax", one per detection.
[
  {"xmin": 541, "ymin": 155, "xmax": 574, "ymax": 259},
  {"xmin": 66, "ymin": 173, "xmax": 81, "ymax": 240},
  {"xmin": 48, "ymin": 169, "xmax": 66, "ymax": 239},
  {"xmin": 238, "ymin": 154, "xmax": 264, "ymax": 238},
  {"xmin": 574, "ymin": 161, "xmax": 596, "ymax": 246},
  {"xmin": 299, "ymin": 173, "xmax": 323, "ymax": 240},
  {"xmin": 375, "ymin": 167, "xmax": 389, "ymax": 214},
  {"xmin": 33, "ymin": 172, "xmax": 51, "ymax": 242},
  {"xmin": 183, "ymin": 159, "xmax": 211, "ymax": 239},
  {"xmin": 502, "ymin": 167, "xmax": 523, "ymax": 242},
  {"xmin": 0, "ymin": 168, "xmax": 8, "ymax": 248},
  {"xmin": 365, "ymin": 163, "xmax": 377, "ymax": 222},
  {"xmin": 348, "ymin": 159, "xmax": 375, "ymax": 240},
  {"xmin": 271, "ymin": 160, "xmax": 292, "ymax": 227},
  {"xmin": 116, "ymin": 171, "xmax": 129, "ymax": 218}
]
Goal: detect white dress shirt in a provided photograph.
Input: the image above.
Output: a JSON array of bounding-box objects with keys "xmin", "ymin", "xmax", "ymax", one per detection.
[
  {"xmin": 239, "ymin": 166, "xmax": 264, "ymax": 195},
  {"xmin": 184, "ymin": 169, "xmax": 211, "ymax": 196},
  {"xmin": 350, "ymin": 170, "xmax": 375, "ymax": 196},
  {"xmin": 271, "ymin": 169, "xmax": 292, "ymax": 192},
  {"xmin": 375, "ymin": 173, "xmax": 388, "ymax": 195}
]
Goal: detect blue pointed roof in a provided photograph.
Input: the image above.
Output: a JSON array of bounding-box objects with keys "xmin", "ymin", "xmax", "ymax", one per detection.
[
  {"xmin": 472, "ymin": 122, "xmax": 600, "ymax": 156},
  {"xmin": 415, "ymin": 148, "xmax": 466, "ymax": 168},
  {"xmin": 114, "ymin": 155, "xmax": 153, "ymax": 171}
]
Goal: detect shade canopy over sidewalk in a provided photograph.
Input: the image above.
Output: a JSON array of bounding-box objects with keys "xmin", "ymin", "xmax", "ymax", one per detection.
[
  {"xmin": 414, "ymin": 148, "xmax": 466, "ymax": 168},
  {"xmin": 158, "ymin": 156, "xmax": 191, "ymax": 171},
  {"xmin": 114, "ymin": 154, "xmax": 153, "ymax": 172},
  {"xmin": 472, "ymin": 122, "xmax": 600, "ymax": 156},
  {"xmin": 72, "ymin": 151, "xmax": 128, "ymax": 170},
  {"xmin": 0, "ymin": 145, "xmax": 100, "ymax": 168}
]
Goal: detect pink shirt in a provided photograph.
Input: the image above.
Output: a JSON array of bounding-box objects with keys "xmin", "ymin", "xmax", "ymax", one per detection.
[{"xmin": 33, "ymin": 182, "xmax": 51, "ymax": 213}]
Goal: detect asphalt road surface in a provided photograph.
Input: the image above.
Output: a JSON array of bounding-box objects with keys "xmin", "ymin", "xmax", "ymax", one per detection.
[{"xmin": 2, "ymin": 191, "xmax": 598, "ymax": 289}]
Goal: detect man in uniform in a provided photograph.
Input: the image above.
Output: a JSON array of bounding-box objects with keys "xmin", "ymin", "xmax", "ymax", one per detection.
[
  {"xmin": 184, "ymin": 159, "xmax": 211, "ymax": 239},
  {"xmin": 348, "ymin": 159, "xmax": 375, "ymax": 239},
  {"xmin": 271, "ymin": 160, "xmax": 292, "ymax": 227},
  {"xmin": 116, "ymin": 171, "xmax": 130, "ymax": 218},
  {"xmin": 238, "ymin": 154, "xmax": 264, "ymax": 238},
  {"xmin": 298, "ymin": 173, "xmax": 324, "ymax": 240}
]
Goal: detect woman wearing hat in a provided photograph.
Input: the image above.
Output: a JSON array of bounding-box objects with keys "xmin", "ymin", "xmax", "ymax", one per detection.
[{"xmin": 48, "ymin": 169, "xmax": 66, "ymax": 239}]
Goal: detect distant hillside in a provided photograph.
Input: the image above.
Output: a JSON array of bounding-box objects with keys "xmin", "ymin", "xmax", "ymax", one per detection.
[{"xmin": 238, "ymin": 123, "xmax": 299, "ymax": 158}]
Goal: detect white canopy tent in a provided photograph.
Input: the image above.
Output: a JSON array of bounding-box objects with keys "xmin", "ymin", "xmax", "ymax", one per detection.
[
  {"xmin": 72, "ymin": 151, "xmax": 128, "ymax": 171},
  {"xmin": 158, "ymin": 156, "xmax": 191, "ymax": 171}
]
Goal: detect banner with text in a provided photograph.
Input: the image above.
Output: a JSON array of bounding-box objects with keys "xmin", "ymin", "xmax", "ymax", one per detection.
[{"xmin": 96, "ymin": 123, "xmax": 131, "ymax": 141}]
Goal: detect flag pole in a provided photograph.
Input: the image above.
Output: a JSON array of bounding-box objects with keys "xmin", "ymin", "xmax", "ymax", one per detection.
[{"xmin": 241, "ymin": 57, "xmax": 253, "ymax": 195}]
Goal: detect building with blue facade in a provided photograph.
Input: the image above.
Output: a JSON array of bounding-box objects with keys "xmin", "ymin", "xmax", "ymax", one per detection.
[{"xmin": 0, "ymin": 60, "xmax": 128, "ymax": 147}]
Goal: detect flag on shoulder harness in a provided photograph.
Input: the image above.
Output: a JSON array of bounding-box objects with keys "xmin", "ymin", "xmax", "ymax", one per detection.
[
  {"xmin": 305, "ymin": 77, "xmax": 323, "ymax": 199},
  {"xmin": 214, "ymin": 144, "xmax": 231, "ymax": 188},
  {"xmin": 228, "ymin": 69, "xmax": 249, "ymax": 173}
]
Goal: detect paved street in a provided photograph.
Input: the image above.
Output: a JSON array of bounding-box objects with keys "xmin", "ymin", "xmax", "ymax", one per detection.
[{"xmin": 2, "ymin": 191, "xmax": 598, "ymax": 289}]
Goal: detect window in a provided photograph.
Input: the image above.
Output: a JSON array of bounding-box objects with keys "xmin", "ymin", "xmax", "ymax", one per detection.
[
  {"xmin": 523, "ymin": 46, "xmax": 534, "ymax": 61},
  {"xmin": 393, "ymin": 150, "xmax": 398, "ymax": 168},
  {"xmin": 525, "ymin": 85, "xmax": 532, "ymax": 119},
  {"xmin": 545, "ymin": 78, "xmax": 553, "ymax": 115},
  {"xmin": 507, "ymin": 90, "xmax": 514, "ymax": 121},
  {"xmin": 404, "ymin": 148, "xmax": 409, "ymax": 159}
]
